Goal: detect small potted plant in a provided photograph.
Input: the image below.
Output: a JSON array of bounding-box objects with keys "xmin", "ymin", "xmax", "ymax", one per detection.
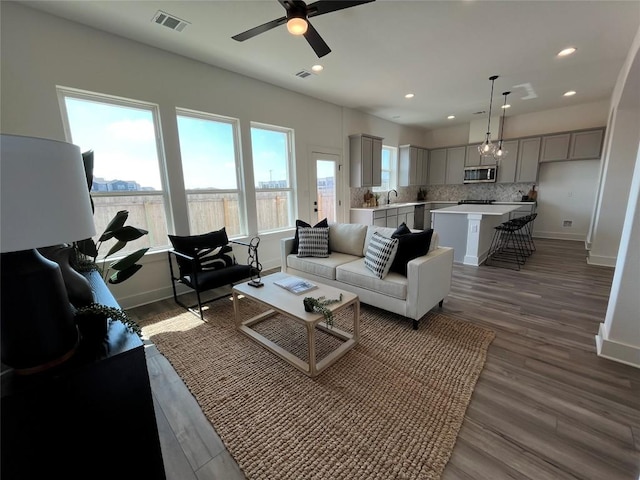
[
  {"xmin": 303, "ymin": 294, "xmax": 343, "ymax": 328},
  {"xmin": 75, "ymin": 302, "xmax": 142, "ymax": 342}
]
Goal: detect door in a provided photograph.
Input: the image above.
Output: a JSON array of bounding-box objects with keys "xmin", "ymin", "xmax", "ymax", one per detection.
[{"xmin": 310, "ymin": 152, "xmax": 341, "ymax": 223}]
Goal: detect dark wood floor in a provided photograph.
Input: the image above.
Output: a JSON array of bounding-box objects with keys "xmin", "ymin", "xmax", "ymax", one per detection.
[{"xmin": 130, "ymin": 238, "xmax": 640, "ymax": 480}]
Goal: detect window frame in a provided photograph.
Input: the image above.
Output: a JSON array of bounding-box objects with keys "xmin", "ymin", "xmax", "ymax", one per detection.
[
  {"xmin": 373, "ymin": 145, "xmax": 398, "ymax": 193},
  {"xmin": 57, "ymin": 86, "xmax": 173, "ymax": 254},
  {"xmin": 250, "ymin": 122, "xmax": 297, "ymax": 234},
  {"xmin": 175, "ymin": 107, "xmax": 247, "ymax": 237}
]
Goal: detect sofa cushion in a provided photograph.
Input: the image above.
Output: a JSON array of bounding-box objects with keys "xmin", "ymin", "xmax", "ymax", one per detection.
[
  {"xmin": 297, "ymin": 227, "xmax": 330, "ymax": 258},
  {"xmin": 329, "ymin": 223, "xmax": 368, "ymax": 256},
  {"xmin": 390, "ymin": 228, "xmax": 434, "ymax": 276},
  {"xmin": 292, "ymin": 218, "xmax": 328, "ymax": 254},
  {"xmin": 336, "ymin": 259, "xmax": 407, "ymax": 300},
  {"xmin": 287, "ymin": 252, "xmax": 360, "ymax": 281},
  {"xmin": 364, "ymin": 232, "xmax": 399, "ymax": 279}
]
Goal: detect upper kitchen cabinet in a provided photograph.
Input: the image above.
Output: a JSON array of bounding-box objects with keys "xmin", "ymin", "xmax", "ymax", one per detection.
[
  {"xmin": 569, "ymin": 128, "xmax": 604, "ymax": 160},
  {"xmin": 516, "ymin": 137, "xmax": 541, "ymax": 183},
  {"xmin": 465, "ymin": 144, "xmax": 498, "ymax": 166},
  {"xmin": 445, "ymin": 146, "xmax": 466, "ymax": 185},
  {"xmin": 349, "ymin": 134, "xmax": 383, "ymax": 187},
  {"xmin": 539, "ymin": 128, "xmax": 605, "ymax": 162},
  {"xmin": 399, "ymin": 145, "xmax": 429, "ymax": 186},
  {"xmin": 428, "ymin": 148, "xmax": 447, "ymax": 185},
  {"xmin": 540, "ymin": 133, "xmax": 570, "ymax": 162},
  {"xmin": 496, "ymin": 140, "xmax": 519, "ymax": 183}
]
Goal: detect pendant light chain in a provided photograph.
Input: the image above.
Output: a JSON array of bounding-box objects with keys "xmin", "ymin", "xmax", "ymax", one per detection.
[
  {"xmin": 496, "ymin": 90, "xmax": 511, "ymax": 159},
  {"xmin": 486, "ymin": 76, "xmax": 497, "ymax": 136},
  {"xmin": 479, "ymin": 75, "xmax": 499, "ymax": 157}
]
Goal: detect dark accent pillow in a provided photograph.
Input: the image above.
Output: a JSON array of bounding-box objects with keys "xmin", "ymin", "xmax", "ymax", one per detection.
[
  {"xmin": 168, "ymin": 227, "xmax": 229, "ymax": 272},
  {"xmin": 393, "ymin": 222, "xmax": 411, "ymax": 237},
  {"xmin": 390, "ymin": 228, "xmax": 434, "ymax": 276},
  {"xmin": 292, "ymin": 218, "xmax": 328, "ymax": 254}
]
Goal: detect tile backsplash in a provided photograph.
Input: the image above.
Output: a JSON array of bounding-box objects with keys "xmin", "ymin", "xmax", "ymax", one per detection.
[{"xmin": 350, "ymin": 183, "xmax": 535, "ymax": 207}]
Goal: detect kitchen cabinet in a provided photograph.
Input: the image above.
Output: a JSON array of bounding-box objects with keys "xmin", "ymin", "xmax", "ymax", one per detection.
[
  {"xmin": 350, "ymin": 205, "xmax": 416, "ymax": 229},
  {"xmin": 516, "ymin": 137, "xmax": 541, "ymax": 183},
  {"xmin": 508, "ymin": 202, "xmax": 536, "ymax": 220},
  {"xmin": 445, "ymin": 146, "xmax": 466, "ymax": 185},
  {"xmin": 540, "ymin": 133, "xmax": 571, "ymax": 162},
  {"xmin": 465, "ymin": 144, "xmax": 498, "ymax": 166},
  {"xmin": 399, "ymin": 145, "xmax": 429, "ymax": 186},
  {"xmin": 428, "ymin": 149, "xmax": 447, "ymax": 185},
  {"xmin": 539, "ymin": 128, "xmax": 604, "ymax": 162},
  {"xmin": 496, "ymin": 140, "xmax": 519, "ymax": 183},
  {"xmin": 349, "ymin": 134, "xmax": 383, "ymax": 187},
  {"xmin": 569, "ymin": 129, "xmax": 604, "ymax": 160}
]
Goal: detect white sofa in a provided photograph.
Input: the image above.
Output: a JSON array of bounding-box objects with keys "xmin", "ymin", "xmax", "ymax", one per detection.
[{"xmin": 280, "ymin": 223, "xmax": 454, "ymax": 329}]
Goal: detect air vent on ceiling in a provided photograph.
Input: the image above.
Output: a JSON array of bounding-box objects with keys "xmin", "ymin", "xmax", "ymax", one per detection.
[
  {"xmin": 295, "ymin": 70, "xmax": 314, "ymax": 79},
  {"xmin": 473, "ymin": 110, "xmax": 486, "ymax": 115},
  {"xmin": 152, "ymin": 10, "xmax": 189, "ymax": 32}
]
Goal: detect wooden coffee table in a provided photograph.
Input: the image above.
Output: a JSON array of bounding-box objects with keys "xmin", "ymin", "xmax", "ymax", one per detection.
[{"xmin": 232, "ymin": 272, "xmax": 360, "ymax": 377}]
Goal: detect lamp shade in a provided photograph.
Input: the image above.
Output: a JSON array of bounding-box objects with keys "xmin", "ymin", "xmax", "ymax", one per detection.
[{"xmin": 1, "ymin": 134, "xmax": 96, "ymax": 252}]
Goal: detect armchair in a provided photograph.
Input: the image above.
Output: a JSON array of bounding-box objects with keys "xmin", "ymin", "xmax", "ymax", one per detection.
[{"xmin": 168, "ymin": 227, "xmax": 262, "ymax": 320}]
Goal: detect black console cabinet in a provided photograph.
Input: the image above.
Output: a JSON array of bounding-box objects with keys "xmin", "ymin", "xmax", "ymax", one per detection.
[{"xmin": 1, "ymin": 272, "xmax": 166, "ymax": 480}]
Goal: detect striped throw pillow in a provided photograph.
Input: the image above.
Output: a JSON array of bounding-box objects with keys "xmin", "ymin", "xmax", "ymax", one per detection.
[
  {"xmin": 364, "ymin": 232, "xmax": 399, "ymax": 279},
  {"xmin": 297, "ymin": 227, "xmax": 330, "ymax": 258},
  {"xmin": 199, "ymin": 244, "xmax": 236, "ymax": 271}
]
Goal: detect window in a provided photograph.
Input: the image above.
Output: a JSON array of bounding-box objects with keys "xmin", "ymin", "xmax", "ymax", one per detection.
[
  {"xmin": 373, "ymin": 145, "xmax": 398, "ymax": 192},
  {"xmin": 250, "ymin": 124, "xmax": 296, "ymax": 232},
  {"xmin": 176, "ymin": 110, "xmax": 245, "ymax": 236},
  {"xmin": 58, "ymin": 87, "xmax": 170, "ymax": 256}
]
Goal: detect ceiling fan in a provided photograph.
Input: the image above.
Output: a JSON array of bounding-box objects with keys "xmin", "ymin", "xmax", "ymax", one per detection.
[{"xmin": 232, "ymin": 0, "xmax": 375, "ymax": 58}]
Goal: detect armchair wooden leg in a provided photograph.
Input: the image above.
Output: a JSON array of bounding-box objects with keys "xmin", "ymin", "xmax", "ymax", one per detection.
[
  {"xmin": 439, "ymin": 299, "xmax": 444, "ymax": 308},
  {"xmin": 413, "ymin": 319, "xmax": 419, "ymax": 330}
]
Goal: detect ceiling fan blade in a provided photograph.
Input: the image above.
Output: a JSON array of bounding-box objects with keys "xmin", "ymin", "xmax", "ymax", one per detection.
[
  {"xmin": 303, "ymin": 21, "xmax": 331, "ymax": 58},
  {"xmin": 232, "ymin": 16, "xmax": 287, "ymax": 42},
  {"xmin": 307, "ymin": 0, "xmax": 375, "ymax": 18}
]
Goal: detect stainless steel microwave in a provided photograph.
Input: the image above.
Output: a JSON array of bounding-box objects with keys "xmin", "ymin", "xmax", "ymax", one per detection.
[{"xmin": 464, "ymin": 165, "xmax": 497, "ymax": 183}]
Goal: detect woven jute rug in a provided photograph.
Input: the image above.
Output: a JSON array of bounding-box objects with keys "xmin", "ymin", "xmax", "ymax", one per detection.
[{"xmin": 139, "ymin": 295, "xmax": 495, "ymax": 480}]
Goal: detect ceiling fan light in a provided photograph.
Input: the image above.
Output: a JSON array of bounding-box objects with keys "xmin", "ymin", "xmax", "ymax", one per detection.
[{"xmin": 287, "ymin": 17, "xmax": 308, "ymax": 35}]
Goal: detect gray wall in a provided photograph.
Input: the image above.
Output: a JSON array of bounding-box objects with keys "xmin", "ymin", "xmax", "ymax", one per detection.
[{"xmin": 0, "ymin": 2, "xmax": 616, "ymax": 307}]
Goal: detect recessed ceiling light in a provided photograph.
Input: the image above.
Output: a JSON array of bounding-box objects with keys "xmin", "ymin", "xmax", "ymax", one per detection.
[
  {"xmin": 557, "ymin": 47, "xmax": 577, "ymax": 57},
  {"xmin": 501, "ymin": 104, "xmax": 511, "ymax": 109},
  {"xmin": 392, "ymin": 115, "xmax": 401, "ymax": 119},
  {"xmin": 311, "ymin": 64, "xmax": 323, "ymax": 72},
  {"xmin": 404, "ymin": 93, "xmax": 414, "ymax": 99},
  {"xmin": 564, "ymin": 90, "xmax": 577, "ymax": 96},
  {"xmin": 447, "ymin": 115, "xmax": 455, "ymax": 119}
]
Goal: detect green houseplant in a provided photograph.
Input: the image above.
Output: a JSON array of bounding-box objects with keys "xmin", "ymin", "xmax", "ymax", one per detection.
[
  {"xmin": 303, "ymin": 294, "xmax": 343, "ymax": 328},
  {"xmin": 74, "ymin": 209, "xmax": 150, "ymax": 284}
]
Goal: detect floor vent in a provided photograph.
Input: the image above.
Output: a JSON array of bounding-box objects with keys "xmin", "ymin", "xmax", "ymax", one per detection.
[
  {"xmin": 295, "ymin": 70, "xmax": 313, "ymax": 79},
  {"xmin": 152, "ymin": 10, "xmax": 189, "ymax": 32}
]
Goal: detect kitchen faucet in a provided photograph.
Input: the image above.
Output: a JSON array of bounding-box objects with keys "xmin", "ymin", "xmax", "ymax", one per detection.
[{"xmin": 387, "ymin": 189, "xmax": 398, "ymax": 205}]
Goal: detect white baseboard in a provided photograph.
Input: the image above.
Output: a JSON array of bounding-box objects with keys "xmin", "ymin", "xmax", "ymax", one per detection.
[
  {"xmin": 586, "ymin": 252, "xmax": 617, "ymax": 267},
  {"xmin": 595, "ymin": 323, "xmax": 640, "ymax": 368},
  {"xmin": 116, "ymin": 259, "xmax": 282, "ymax": 309},
  {"xmin": 533, "ymin": 230, "xmax": 586, "ymax": 241}
]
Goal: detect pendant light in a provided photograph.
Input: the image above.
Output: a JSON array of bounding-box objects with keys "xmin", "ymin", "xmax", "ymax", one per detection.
[
  {"xmin": 495, "ymin": 91, "xmax": 511, "ymax": 161},
  {"xmin": 478, "ymin": 75, "xmax": 499, "ymax": 158}
]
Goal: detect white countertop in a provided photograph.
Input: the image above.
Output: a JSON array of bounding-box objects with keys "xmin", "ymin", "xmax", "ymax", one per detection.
[
  {"xmin": 350, "ymin": 201, "xmax": 428, "ymax": 211},
  {"xmin": 431, "ymin": 204, "xmax": 522, "ymax": 215},
  {"xmin": 350, "ymin": 201, "xmax": 534, "ymax": 211}
]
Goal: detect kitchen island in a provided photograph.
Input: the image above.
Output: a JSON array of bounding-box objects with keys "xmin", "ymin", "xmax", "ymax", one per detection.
[{"xmin": 431, "ymin": 204, "xmax": 522, "ymax": 266}]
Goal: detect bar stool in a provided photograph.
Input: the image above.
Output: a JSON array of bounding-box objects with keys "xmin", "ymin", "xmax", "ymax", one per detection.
[{"xmin": 485, "ymin": 219, "xmax": 527, "ymax": 270}]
